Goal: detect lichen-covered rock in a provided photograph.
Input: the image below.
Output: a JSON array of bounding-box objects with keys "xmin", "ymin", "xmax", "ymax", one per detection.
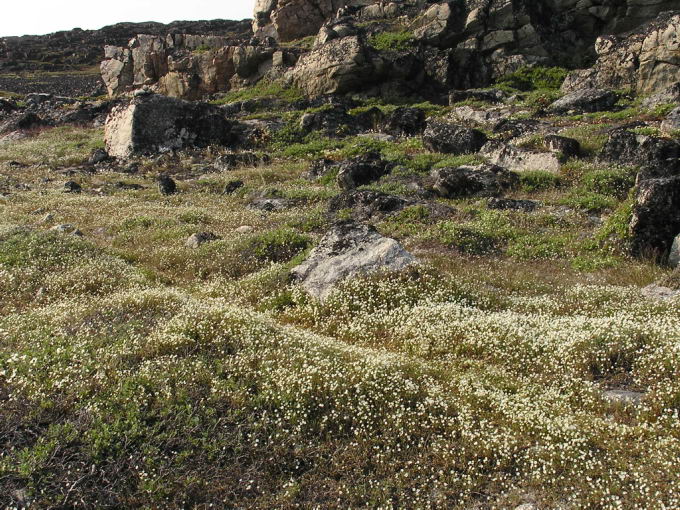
[
  {"xmin": 431, "ymin": 164, "xmax": 518, "ymax": 198},
  {"xmin": 599, "ymin": 129, "xmax": 680, "ymax": 179},
  {"xmin": 290, "ymin": 221, "xmax": 416, "ymax": 301},
  {"xmin": 629, "ymin": 176, "xmax": 680, "ymax": 259},
  {"xmin": 104, "ymin": 94, "xmax": 233, "ymax": 158},
  {"xmin": 669, "ymin": 234, "xmax": 680, "ymax": 268},
  {"xmin": 562, "ymin": 13, "xmax": 680, "ymax": 96},
  {"xmin": 291, "ymin": 35, "xmax": 382, "ymax": 97},
  {"xmin": 661, "ymin": 107, "xmax": 680, "ymax": 135},
  {"xmin": 328, "ymin": 190, "xmax": 409, "ymax": 221},
  {"xmin": 422, "ymin": 121, "xmax": 487, "ymax": 155}
]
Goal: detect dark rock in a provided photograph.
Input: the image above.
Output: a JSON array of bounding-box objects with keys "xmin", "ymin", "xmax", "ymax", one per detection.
[
  {"xmin": 487, "ymin": 198, "xmax": 539, "ymax": 212},
  {"xmin": 329, "ymin": 190, "xmax": 410, "ymax": 221},
  {"xmin": 0, "ymin": 111, "xmax": 46, "ymax": 134},
  {"xmin": 336, "ymin": 152, "xmax": 395, "ymax": 190},
  {"xmin": 290, "ymin": 221, "xmax": 416, "ymax": 301},
  {"xmin": 300, "ymin": 105, "xmax": 356, "ymax": 137},
  {"xmin": 248, "ymin": 197, "xmax": 292, "ymax": 212},
  {"xmin": 449, "ymin": 88, "xmax": 508, "ymax": 105},
  {"xmin": 493, "ymin": 119, "xmax": 546, "ymax": 140},
  {"xmin": 0, "ymin": 98, "xmax": 17, "ymax": 113},
  {"xmin": 547, "ymin": 89, "xmax": 618, "ymax": 114},
  {"xmin": 157, "ymin": 174, "xmax": 177, "ymax": 195},
  {"xmin": 63, "ymin": 181, "xmax": 82, "ymax": 193},
  {"xmin": 382, "ymin": 107, "xmax": 426, "ymax": 137},
  {"xmin": 629, "ymin": 176, "xmax": 680, "ymax": 259},
  {"xmin": 423, "ymin": 121, "xmax": 487, "ymax": 155},
  {"xmin": 223, "ymin": 180, "xmax": 244, "ymax": 195},
  {"xmin": 432, "ymin": 164, "xmax": 519, "ymax": 198},
  {"xmin": 88, "ymin": 148, "xmax": 109, "ymax": 165},
  {"xmin": 545, "ymin": 135, "xmax": 581, "ymax": 158},
  {"xmin": 114, "ymin": 181, "xmax": 144, "ymax": 190},
  {"xmin": 215, "ymin": 152, "xmax": 270, "ymax": 171},
  {"xmin": 354, "ymin": 107, "xmax": 385, "ymax": 132},
  {"xmin": 599, "ymin": 129, "xmax": 680, "ymax": 180}
]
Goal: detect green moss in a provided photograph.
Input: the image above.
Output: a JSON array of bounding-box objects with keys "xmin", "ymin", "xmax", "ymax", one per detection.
[
  {"xmin": 580, "ymin": 168, "xmax": 635, "ymax": 199},
  {"xmin": 245, "ymin": 228, "xmax": 311, "ymax": 263},
  {"xmin": 368, "ymin": 31, "xmax": 415, "ymax": 52},
  {"xmin": 519, "ymin": 171, "xmax": 562, "ymax": 192},
  {"xmin": 211, "ymin": 80, "xmax": 304, "ymax": 104},
  {"xmin": 496, "ymin": 66, "xmax": 568, "ymax": 92},
  {"xmin": 559, "ymin": 191, "xmax": 618, "ymax": 213}
]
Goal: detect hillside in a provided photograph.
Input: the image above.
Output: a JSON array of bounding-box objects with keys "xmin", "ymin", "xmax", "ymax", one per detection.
[{"xmin": 0, "ymin": 1, "xmax": 679, "ymax": 508}]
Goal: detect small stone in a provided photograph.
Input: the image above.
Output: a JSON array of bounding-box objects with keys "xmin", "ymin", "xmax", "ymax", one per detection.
[
  {"xmin": 64, "ymin": 181, "xmax": 82, "ymax": 193},
  {"xmin": 88, "ymin": 148, "xmax": 109, "ymax": 165},
  {"xmin": 235, "ymin": 225, "xmax": 254, "ymax": 234},
  {"xmin": 50, "ymin": 224, "xmax": 76, "ymax": 234},
  {"xmin": 669, "ymin": 234, "xmax": 680, "ymax": 268},
  {"xmin": 40, "ymin": 213, "xmax": 54, "ymax": 224},
  {"xmin": 223, "ymin": 180, "xmax": 244, "ymax": 195},
  {"xmin": 157, "ymin": 174, "xmax": 177, "ymax": 195},
  {"xmin": 185, "ymin": 232, "xmax": 219, "ymax": 249}
]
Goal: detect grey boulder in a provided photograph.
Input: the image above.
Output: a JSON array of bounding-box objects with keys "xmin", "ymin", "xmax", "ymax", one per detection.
[{"xmin": 291, "ymin": 221, "xmax": 416, "ymax": 301}]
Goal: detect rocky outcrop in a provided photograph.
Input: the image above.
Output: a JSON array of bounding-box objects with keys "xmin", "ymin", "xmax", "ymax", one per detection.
[
  {"xmin": 101, "ymin": 35, "xmax": 299, "ymax": 99},
  {"xmin": 290, "ymin": 221, "xmax": 416, "ymax": 300},
  {"xmin": 0, "ymin": 20, "xmax": 251, "ymax": 72},
  {"xmin": 104, "ymin": 93, "xmax": 233, "ymax": 158},
  {"xmin": 563, "ymin": 13, "xmax": 680, "ymax": 96},
  {"xmin": 290, "ymin": 35, "xmax": 382, "ymax": 96},
  {"xmin": 253, "ymin": 0, "xmax": 377, "ymax": 42},
  {"xmin": 599, "ymin": 129, "xmax": 680, "ymax": 180}
]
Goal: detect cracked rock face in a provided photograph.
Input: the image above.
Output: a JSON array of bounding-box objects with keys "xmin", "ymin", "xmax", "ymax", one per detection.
[
  {"xmin": 290, "ymin": 221, "xmax": 416, "ymax": 301},
  {"xmin": 563, "ymin": 13, "xmax": 680, "ymax": 96}
]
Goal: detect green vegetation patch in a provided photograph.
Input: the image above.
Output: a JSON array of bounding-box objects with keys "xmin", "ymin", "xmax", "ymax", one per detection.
[{"xmin": 368, "ymin": 30, "xmax": 415, "ymax": 52}]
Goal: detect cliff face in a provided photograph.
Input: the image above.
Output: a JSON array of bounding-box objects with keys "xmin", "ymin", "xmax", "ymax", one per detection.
[{"xmin": 98, "ymin": 0, "xmax": 680, "ymax": 100}]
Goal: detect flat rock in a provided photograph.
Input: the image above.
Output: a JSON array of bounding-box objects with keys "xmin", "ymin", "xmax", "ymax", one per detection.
[
  {"xmin": 603, "ymin": 389, "xmax": 645, "ymax": 405},
  {"xmin": 290, "ymin": 221, "xmax": 416, "ymax": 301},
  {"xmin": 481, "ymin": 140, "xmax": 562, "ymax": 173},
  {"xmin": 642, "ymin": 283, "xmax": 680, "ymax": 300}
]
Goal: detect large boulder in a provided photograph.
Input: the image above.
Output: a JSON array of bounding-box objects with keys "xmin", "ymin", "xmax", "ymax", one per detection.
[
  {"xmin": 104, "ymin": 94, "xmax": 234, "ymax": 158},
  {"xmin": 431, "ymin": 164, "xmax": 518, "ymax": 198},
  {"xmin": 422, "ymin": 121, "xmax": 487, "ymax": 155},
  {"xmin": 336, "ymin": 152, "xmax": 394, "ymax": 190},
  {"xmin": 629, "ymin": 176, "xmax": 680, "ymax": 259},
  {"xmin": 253, "ymin": 0, "xmax": 376, "ymax": 42},
  {"xmin": 290, "ymin": 221, "xmax": 416, "ymax": 300},
  {"xmin": 290, "ymin": 35, "xmax": 382, "ymax": 96}
]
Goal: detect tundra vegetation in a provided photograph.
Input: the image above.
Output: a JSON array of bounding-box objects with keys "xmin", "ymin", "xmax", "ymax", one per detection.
[{"xmin": 1, "ymin": 4, "xmax": 680, "ymax": 507}]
